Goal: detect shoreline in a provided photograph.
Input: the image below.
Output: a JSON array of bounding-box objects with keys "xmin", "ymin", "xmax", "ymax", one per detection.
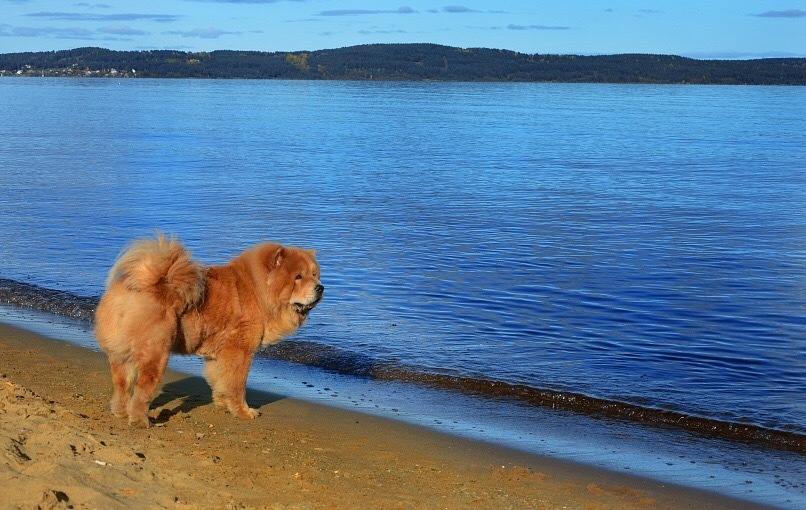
[
  {"xmin": 0, "ymin": 320, "xmax": 772, "ymax": 509},
  {"xmin": 1, "ymin": 278, "xmax": 802, "ymax": 454}
]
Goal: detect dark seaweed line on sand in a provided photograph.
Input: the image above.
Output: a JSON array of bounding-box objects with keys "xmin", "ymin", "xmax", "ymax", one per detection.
[{"xmin": 1, "ymin": 277, "xmax": 803, "ymax": 453}]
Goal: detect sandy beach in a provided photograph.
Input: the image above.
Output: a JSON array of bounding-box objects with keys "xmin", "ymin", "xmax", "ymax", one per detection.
[{"xmin": 0, "ymin": 322, "xmax": 765, "ymax": 509}]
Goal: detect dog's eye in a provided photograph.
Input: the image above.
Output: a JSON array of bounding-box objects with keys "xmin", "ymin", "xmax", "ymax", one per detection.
[{"xmin": 295, "ymin": 274, "xmax": 302, "ymax": 280}]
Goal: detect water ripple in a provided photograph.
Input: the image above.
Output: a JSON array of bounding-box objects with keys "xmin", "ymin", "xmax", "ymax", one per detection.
[{"xmin": 0, "ymin": 79, "xmax": 804, "ymax": 436}]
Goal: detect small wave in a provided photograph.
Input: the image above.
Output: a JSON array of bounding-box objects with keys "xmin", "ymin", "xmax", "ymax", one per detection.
[
  {"xmin": 0, "ymin": 278, "xmax": 97, "ymax": 322},
  {"xmin": 2, "ymin": 278, "xmax": 803, "ymax": 453}
]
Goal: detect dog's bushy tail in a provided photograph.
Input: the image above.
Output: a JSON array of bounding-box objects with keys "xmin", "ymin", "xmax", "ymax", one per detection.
[{"xmin": 106, "ymin": 232, "xmax": 205, "ymax": 311}]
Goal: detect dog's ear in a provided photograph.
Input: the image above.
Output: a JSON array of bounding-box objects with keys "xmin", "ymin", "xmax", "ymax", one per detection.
[
  {"xmin": 272, "ymin": 246, "xmax": 285, "ymax": 268},
  {"xmin": 307, "ymin": 249, "xmax": 316, "ymax": 257}
]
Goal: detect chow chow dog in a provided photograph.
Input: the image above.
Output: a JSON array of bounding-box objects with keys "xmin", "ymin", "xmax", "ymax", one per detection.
[{"xmin": 95, "ymin": 233, "xmax": 323, "ymax": 427}]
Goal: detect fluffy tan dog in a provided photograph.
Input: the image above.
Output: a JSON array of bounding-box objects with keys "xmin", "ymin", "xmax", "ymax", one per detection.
[{"xmin": 95, "ymin": 233, "xmax": 323, "ymax": 427}]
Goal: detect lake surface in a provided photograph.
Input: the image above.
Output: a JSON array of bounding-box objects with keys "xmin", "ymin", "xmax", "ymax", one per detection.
[{"xmin": 0, "ymin": 78, "xmax": 804, "ymax": 444}]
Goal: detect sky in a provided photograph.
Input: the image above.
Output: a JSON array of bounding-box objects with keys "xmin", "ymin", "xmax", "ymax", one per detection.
[{"xmin": 1, "ymin": 1, "xmax": 804, "ymax": 59}]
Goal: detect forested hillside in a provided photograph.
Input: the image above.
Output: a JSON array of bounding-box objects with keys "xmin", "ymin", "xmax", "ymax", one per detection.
[{"xmin": 1, "ymin": 44, "xmax": 803, "ymax": 85}]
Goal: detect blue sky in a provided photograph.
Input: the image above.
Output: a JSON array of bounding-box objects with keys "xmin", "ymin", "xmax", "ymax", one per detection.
[{"xmin": 1, "ymin": 1, "xmax": 804, "ymax": 59}]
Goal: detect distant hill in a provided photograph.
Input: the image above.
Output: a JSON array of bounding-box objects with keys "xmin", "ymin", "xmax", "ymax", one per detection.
[{"xmin": 1, "ymin": 44, "xmax": 804, "ymax": 85}]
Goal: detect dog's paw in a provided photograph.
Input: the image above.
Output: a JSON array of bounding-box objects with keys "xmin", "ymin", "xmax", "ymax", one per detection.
[
  {"xmin": 128, "ymin": 416, "xmax": 151, "ymax": 429},
  {"xmin": 235, "ymin": 407, "xmax": 260, "ymax": 420},
  {"xmin": 110, "ymin": 401, "xmax": 128, "ymax": 418},
  {"xmin": 212, "ymin": 392, "xmax": 228, "ymax": 410}
]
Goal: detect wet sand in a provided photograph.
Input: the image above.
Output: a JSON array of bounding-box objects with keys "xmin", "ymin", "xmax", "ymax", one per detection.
[{"xmin": 0, "ymin": 322, "xmax": 766, "ymax": 509}]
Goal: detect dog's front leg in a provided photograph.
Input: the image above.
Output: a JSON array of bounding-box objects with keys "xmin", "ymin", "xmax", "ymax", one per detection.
[{"xmin": 204, "ymin": 347, "xmax": 259, "ymax": 419}]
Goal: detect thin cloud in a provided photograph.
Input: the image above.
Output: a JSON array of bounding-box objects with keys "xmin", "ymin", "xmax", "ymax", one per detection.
[
  {"xmin": 25, "ymin": 12, "xmax": 181, "ymax": 23},
  {"xmin": 443, "ymin": 6, "xmax": 479, "ymax": 14},
  {"xmin": 753, "ymin": 10, "xmax": 806, "ymax": 18},
  {"xmin": 508, "ymin": 24, "xmax": 571, "ymax": 31},
  {"xmin": 0, "ymin": 22, "xmax": 150, "ymax": 41},
  {"xmin": 99, "ymin": 25, "xmax": 148, "ymax": 36},
  {"xmin": 442, "ymin": 6, "xmax": 504, "ymax": 14},
  {"xmin": 163, "ymin": 27, "xmax": 240, "ymax": 38},
  {"xmin": 358, "ymin": 29, "xmax": 407, "ymax": 35},
  {"xmin": 319, "ymin": 7, "xmax": 415, "ymax": 16},
  {"xmin": 0, "ymin": 24, "xmax": 95, "ymax": 39}
]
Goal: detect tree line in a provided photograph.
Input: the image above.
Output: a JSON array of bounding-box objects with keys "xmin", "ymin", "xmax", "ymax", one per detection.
[{"xmin": 1, "ymin": 44, "xmax": 803, "ymax": 85}]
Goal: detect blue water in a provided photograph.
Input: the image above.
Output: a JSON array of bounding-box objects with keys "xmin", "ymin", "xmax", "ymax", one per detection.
[{"xmin": 0, "ymin": 77, "xmax": 804, "ymax": 439}]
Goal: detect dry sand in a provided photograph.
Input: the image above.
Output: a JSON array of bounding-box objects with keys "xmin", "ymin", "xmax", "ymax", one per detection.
[{"xmin": 0, "ymin": 322, "xmax": 763, "ymax": 509}]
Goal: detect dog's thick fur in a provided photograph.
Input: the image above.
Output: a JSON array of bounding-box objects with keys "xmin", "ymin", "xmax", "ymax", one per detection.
[{"xmin": 95, "ymin": 233, "xmax": 323, "ymax": 427}]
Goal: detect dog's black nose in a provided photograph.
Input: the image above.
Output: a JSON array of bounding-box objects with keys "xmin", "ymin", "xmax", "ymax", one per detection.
[{"xmin": 315, "ymin": 284, "xmax": 324, "ymax": 294}]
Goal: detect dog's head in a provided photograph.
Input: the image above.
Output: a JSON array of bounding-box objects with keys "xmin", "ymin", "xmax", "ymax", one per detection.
[{"xmin": 265, "ymin": 245, "xmax": 323, "ymax": 327}]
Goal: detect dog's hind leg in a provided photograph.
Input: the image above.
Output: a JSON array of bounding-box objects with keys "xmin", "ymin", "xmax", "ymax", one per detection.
[
  {"xmin": 127, "ymin": 352, "xmax": 169, "ymax": 428},
  {"xmin": 109, "ymin": 360, "xmax": 131, "ymax": 418}
]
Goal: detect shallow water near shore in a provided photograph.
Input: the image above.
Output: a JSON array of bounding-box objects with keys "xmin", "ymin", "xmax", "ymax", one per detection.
[{"xmin": 1, "ymin": 304, "xmax": 804, "ymax": 508}]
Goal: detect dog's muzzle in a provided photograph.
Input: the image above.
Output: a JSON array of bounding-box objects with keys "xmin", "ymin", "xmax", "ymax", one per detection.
[{"xmin": 293, "ymin": 285, "xmax": 324, "ymax": 316}]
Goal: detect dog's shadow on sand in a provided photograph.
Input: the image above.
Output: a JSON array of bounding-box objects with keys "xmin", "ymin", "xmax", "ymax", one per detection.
[{"xmin": 150, "ymin": 375, "xmax": 284, "ymax": 425}]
